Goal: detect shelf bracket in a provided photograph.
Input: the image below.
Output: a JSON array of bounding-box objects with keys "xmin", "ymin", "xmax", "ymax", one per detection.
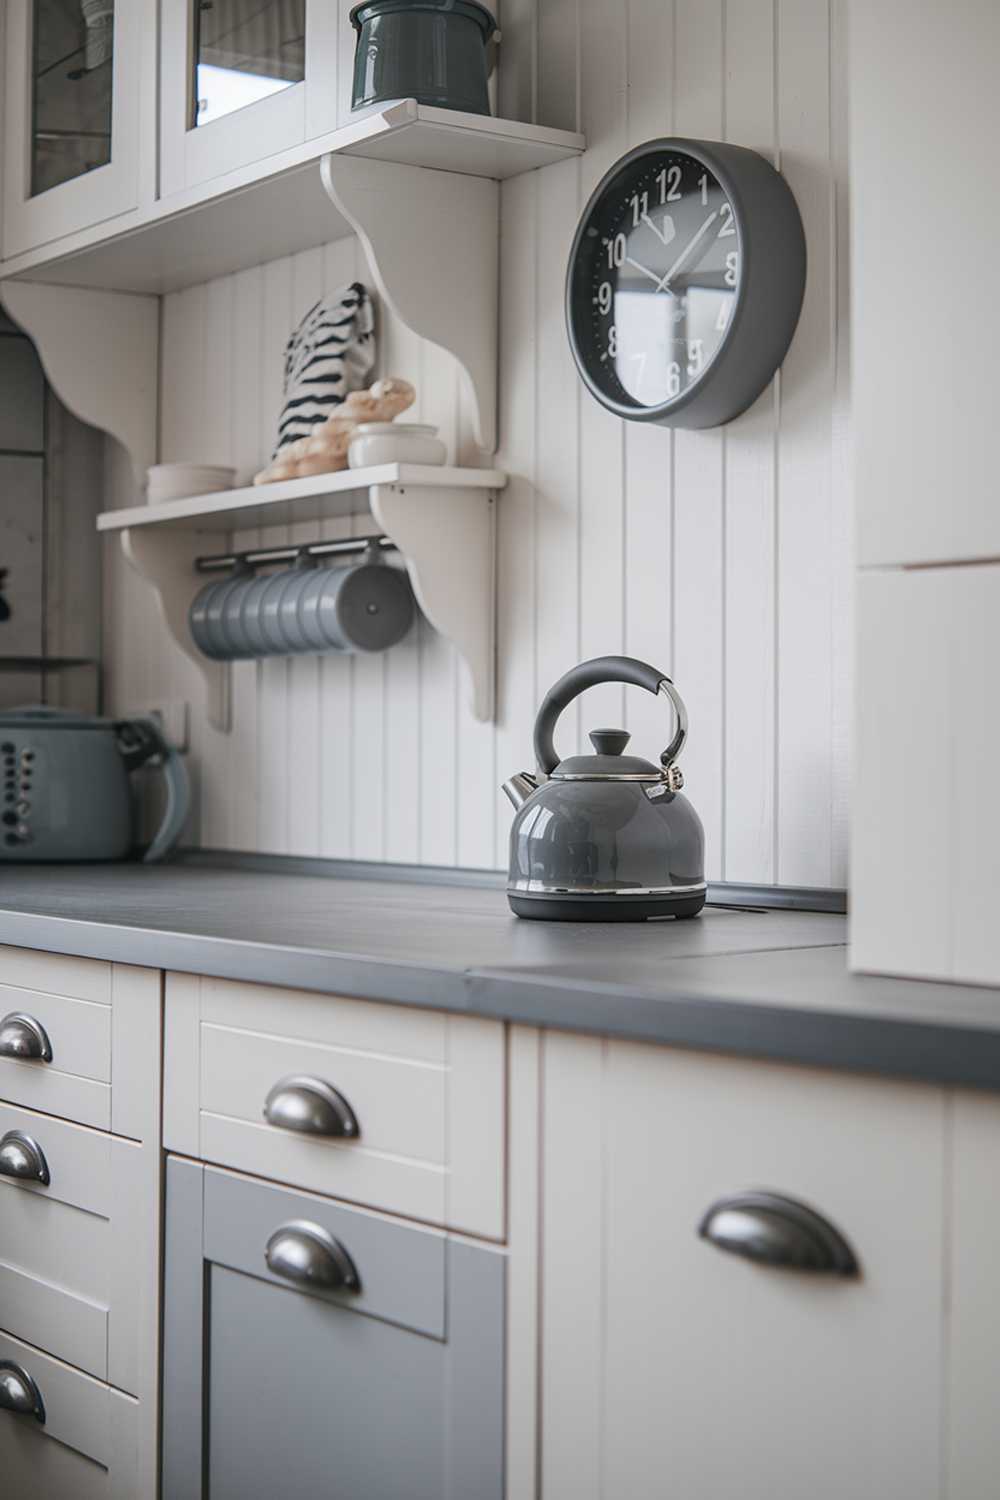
[
  {"xmin": 321, "ymin": 153, "xmax": 499, "ymax": 455},
  {"xmin": 120, "ymin": 528, "xmax": 231, "ymax": 732},
  {"xmin": 370, "ymin": 482, "xmax": 496, "ymax": 721},
  {"xmin": 0, "ymin": 282, "xmax": 158, "ymax": 489}
]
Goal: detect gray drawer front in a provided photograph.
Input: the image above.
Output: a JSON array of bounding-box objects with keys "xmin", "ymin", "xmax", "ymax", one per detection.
[
  {"xmin": 163, "ymin": 1157, "xmax": 504, "ymax": 1500},
  {"xmin": 204, "ymin": 1165, "xmax": 446, "ymax": 1339}
]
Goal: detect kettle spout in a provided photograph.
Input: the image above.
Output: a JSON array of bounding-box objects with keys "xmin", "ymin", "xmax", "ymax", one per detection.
[{"xmin": 502, "ymin": 771, "xmax": 539, "ymax": 810}]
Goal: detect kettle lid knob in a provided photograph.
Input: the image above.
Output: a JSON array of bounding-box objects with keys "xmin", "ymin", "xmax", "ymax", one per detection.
[{"xmin": 588, "ymin": 728, "xmax": 630, "ymax": 757}]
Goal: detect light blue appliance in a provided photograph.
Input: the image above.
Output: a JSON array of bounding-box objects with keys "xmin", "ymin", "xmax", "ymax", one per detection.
[{"xmin": 0, "ymin": 707, "xmax": 189, "ymax": 862}]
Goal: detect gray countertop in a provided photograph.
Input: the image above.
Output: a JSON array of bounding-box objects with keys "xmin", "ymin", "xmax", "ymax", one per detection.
[{"xmin": 1, "ymin": 859, "xmax": 998, "ymax": 1090}]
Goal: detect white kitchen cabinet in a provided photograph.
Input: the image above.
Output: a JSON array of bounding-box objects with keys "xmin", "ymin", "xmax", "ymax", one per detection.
[
  {"xmin": 159, "ymin": 0, "xmax": 343, "ymax": 198},
  {"xmin": 163, "ymin": 971, "xmax": 507, "ymax": 1238},
  {"xmin": 850, "ymin": 0, "xmax": 1000, "ymax": 567},
  {"xmin": 853, "ymin": 565, "xmax": 1000, "ymax": 985},
  {"xmin": 2, "ymin": 0, "xmax": 149, "ymax": 259},
  {"xmin": 539, "ymin": 1035, "xmax": 947, "ymax": 1500}
]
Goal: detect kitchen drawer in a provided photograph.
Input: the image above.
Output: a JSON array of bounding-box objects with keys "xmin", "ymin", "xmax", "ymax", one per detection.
[
  {"xmin": 0, "ymin": 1329, "xmax": 139, "ymax": 1500},
  {"xmin": 0, "ymin": 949, "xmax": 159, "ymax": 1139},
  {"xmin": 0, "ymin": 1101, "xmax": 153, "ymax": 1395},
  {"xmin": 541, "ymin": 1037, "xmax": 946, "ymax": 1500},
  {"xmin": 164, "ymin": 973, "xmax": 505, "ymax": 1238},
  {"xmin": 162, "ymin": 1158, "xmax": 504, "ymax": 1500}
]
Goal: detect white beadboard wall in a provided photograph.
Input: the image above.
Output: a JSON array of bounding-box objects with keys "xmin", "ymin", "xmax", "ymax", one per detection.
[{"xmin": 105, "ymin": 0, "xmax": 850, "ymax": 886}]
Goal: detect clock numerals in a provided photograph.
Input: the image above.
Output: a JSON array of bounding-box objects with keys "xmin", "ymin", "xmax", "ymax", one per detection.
[
  {"xmin": 606, "ymin": 233, "xmax": 626, "ymax": 270},
  {"xmin": 597, "ymin": 280, "xmax": 613, "ymax": 315},
  {"xmin": 718, "ymin": 202, "xmax": 735, "ymax": 237},
  {"xmin": 607, "ymin": 325, "xmax": 618, "ymax": 359},
  {"xmin": 724, "ymin": 251, "xmax": 739, "ymax": 287},
  {"xmin": 666, "ymin": 362, "xmax": 681, "ymax": 398},
  {"xmin": 656, "ymin": 164, "xmax": 682, "ymax": 204},
  {"xmin": 686, "ymin": 339, "xmax": 704, "ymax": 377},
  {"xmin": 630, "ymin": 190, "xmax": 649, "ymax": 228},
  {"xmin": 716, "ymin": 297, "xmax": 731, "ymax": 332}
]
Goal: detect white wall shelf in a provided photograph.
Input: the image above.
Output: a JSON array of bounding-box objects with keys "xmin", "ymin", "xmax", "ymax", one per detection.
[
  {"xmin": 100, "ymin": 466, "xmax": 506, "ymax": 731},
  {"xmin": 0, "ymin": 102, "xmax": 584, "ymax": 296}
]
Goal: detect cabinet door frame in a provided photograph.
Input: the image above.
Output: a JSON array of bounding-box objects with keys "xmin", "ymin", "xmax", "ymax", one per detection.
[
  {"xmin": 158, "ymin": 0, "xmax": 341, "ymax": 199},
  {"xmin": 162, "ymin": 1157, "xmax": 505, "ymax": 1500},
  {"xmin": 2, "ymin": 0, "xmax": 143, "ymax": 258}
]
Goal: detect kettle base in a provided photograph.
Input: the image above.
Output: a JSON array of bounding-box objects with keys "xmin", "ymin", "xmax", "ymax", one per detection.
[{"xmin": 507, "ymin": 890, "xmax": 706, "ymax": 922}]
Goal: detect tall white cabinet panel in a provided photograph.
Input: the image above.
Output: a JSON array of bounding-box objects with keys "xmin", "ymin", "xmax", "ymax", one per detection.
[
  {"xmin": 850, "ymin": 0, "xmax": 1000, "ymax": 567},
  {"xmin": 853, "ymin": 565, "xmax": 1000, "ymax": 984},
  {"xmin": 2, "ymin": 0, "xmax": 144, "ymax": 258},
  {"xmin": 159, "ymin": 0, "xmax": 341, "ymax": 197},
  {"xmin": 540, "ymin": 1036, "xmax": 946, "ymax": 1500}
]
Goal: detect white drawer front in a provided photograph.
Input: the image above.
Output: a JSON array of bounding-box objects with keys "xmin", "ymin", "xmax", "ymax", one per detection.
[
  {"xmin": 0, "ymin": 1330, "xmax": 138, "ymax": 1500},
  {"xmin": 0, "ymin": 948, "xmax": 111, "ymax": 1005},
  {"xmin": 540, "ymin": 1037, "xmax": 945, "ymax": 1500},
  {"xmin": 0, "ymin": 954, "xmax": 160, "ymax": 1140},
  {"xmin": 0, "ymin": 985, "xmax": 111, "ymax": 1130},
  {"xmin": 0, "ymin": 1103, "xmax": 150, "ymax": 1392},
  {"xmin": 165, "ymin": 973, "xmax": 506, "ymax": 1239}
]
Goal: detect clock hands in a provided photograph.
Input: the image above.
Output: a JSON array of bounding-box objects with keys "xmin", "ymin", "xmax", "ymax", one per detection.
[
  {"xmin": 641, "ymin": 211, "xmax": 675, "ymax": 247},
  {"xmin": 623, "ymin": 210, "xmax": 720, "ymax": 298},
  {"xmin": 654, "ymin": 210, "xmax": 719, "ymax": 292},
  {"xmin": 625, "ymin": 255, "xmax": 669, "ymax": 288}
]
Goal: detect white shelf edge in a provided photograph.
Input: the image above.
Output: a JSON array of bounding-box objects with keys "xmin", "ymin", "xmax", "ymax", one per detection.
[
  {"xmin": 0, "ymin": 101, "xmax": 584, "ymax": 290},
  {"xmin": 97, "ymin": 464, "xmax": 507, "ymax": 533}
]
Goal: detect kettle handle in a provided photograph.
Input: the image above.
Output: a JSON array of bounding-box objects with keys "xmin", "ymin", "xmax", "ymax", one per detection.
[
  {"xmin": 533, "ymin": 656, "xmax": 688, "ymax": 775},
  {"xmin": 115, "ymin": 718, "xmax": 190, "ymax": 864}
]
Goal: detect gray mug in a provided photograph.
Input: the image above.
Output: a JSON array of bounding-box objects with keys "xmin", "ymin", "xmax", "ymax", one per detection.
[
  {"xmin": 276, "ymin": 553, "xmax": 319, "ymax": 654},
  {"xmin": 220, "ymin": 569, "xmax": 259, "ymax": 659},
  {"xmin": 300, "ymin": 553, "xmax": 415, "ymax": 653}
]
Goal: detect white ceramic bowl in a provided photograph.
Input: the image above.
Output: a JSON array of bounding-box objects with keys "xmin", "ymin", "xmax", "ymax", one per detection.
[
  {"xmin": 147, "ymin": 463, "xmax": 236, "ymax": 504},
  {"xmin": 347, "ymin": 423, "xmax": 447, "ymax": 470}
]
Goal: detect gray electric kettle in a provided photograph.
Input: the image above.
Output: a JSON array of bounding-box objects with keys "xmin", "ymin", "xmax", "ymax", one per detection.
[
  {"xmin": 0, "ymin": 707, "xmax": 189, "ymax": 863},
  {"xmin": 502, "ymin": 656, "xmax": 706, "ymax": 920}
]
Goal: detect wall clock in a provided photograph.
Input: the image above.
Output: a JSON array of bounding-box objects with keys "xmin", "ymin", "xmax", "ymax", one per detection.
[{"xmin": 566, "ymin": 138, "xmax": 806, "ymax": 428}]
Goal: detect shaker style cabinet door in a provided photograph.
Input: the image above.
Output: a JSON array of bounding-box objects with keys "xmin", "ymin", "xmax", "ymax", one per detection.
[
  {"xmin": 2, "ymin": 0, "xmax": 143, "ymax": 258},
  {"xmin": 162, "ymin": 1159, "xmax": 505, "ymax": 1500},
  {"xmin": 158, "ymin": 0, "xmax": 342, "ymax": 198},
  {"xmin": 540, "ymin": 1036, "xmax": 946, "ymax": 1500}
]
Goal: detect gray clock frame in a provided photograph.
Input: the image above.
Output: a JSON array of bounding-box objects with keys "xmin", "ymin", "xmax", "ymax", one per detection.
[{"xmin": 565, "ymin": 136, "xmax": 807, "ymax": 429}]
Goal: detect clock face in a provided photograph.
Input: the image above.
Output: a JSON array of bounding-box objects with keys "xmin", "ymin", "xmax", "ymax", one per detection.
[{"xmin": 568, "ymin": 146, "xmax": 741, "ymax": 414}]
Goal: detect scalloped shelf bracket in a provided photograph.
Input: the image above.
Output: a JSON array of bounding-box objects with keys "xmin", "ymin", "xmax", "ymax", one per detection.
[
  {"xmin": 370, "ymin": 482, "xmax": 496, "ymax": 721},
  {"xmin": 121, "ymin": 527, "xmax": 231, "ymax": 732},
  {"xmin": 322, "ymin": 153, "xmax": 498, "ymax": 454},
  {"xmin": 0, "ymin": 281, "xmax": 158, "ymax": 488}
]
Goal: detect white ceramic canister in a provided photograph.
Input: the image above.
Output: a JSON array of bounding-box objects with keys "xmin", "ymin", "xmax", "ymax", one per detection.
[{"xmin": 347, "ymin": 423, "xmax": 447, "ymax": 469}]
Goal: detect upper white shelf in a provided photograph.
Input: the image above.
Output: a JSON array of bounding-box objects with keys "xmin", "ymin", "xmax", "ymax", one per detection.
[
  {"xmin": 1, "ymin": 101, "xmax": 584, "ymax": 296},
  {"xmin": 97, "ymin": 463, "xmax": 507, "ymax": 535}
]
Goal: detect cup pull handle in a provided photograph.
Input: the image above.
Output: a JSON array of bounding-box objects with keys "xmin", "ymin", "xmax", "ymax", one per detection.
[
  {"xmin": 0, "ymin": 1131, "xmax": 50, "ymax": 1186},
  {"xmin": 263, "ymin": 1075, "xmax": 360, "ymax": 1139},
  {"xmin": 0, "ymin": 1013, "xmax": 52, "ymax": 1063},
  {"xmin": 265, "ymin": 1221, "xmax": 360, "ymax": 1293},
  {"xmin": 0, "ymin": 1361, "xmax": 46, "ymax": 1423},
  {"xmin": 698, "ymin": 1190, "xmax": 859, "ymax": 1276}
]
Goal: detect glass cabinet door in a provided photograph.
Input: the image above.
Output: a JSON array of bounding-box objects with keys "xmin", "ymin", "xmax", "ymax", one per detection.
[
  {"xmin": 31, "ymin": 0, "xmax": 115, "ymax": 198},
  {"xmin": 192, "ymin": 0, "xmax": 306, "ymax": 129},
  {"xmin": 159, "ymin": 0, "xmax": 340, "ymax": 197},
  {"xmin": 2, "ymin": 0, "xmax": 142, "ymax": 258}
]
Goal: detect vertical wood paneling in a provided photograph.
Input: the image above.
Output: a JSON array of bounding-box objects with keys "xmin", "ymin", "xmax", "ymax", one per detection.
[
  {"xmin": 532, "ymin": 157, "xmax": 581, "ymax": 763},
  {"xmin": 576, "ymin": 0, "xmax": 628, "ymax": 739},
  {"xmin": 722, "ymin": 0, "xmax": 778, "ymax": 882},
  {"xmin": 622, "ymin": 0, "xmax": 674, "ymax": 762},
  {"xmin": 107, "ymin": 4, "xmax": 850, "ymax": 885},
  {"xmin": 775, "ymin": 0, "xmax": 836, "ymax": 886},
  {"xmin": 672, "ymin": 0, "xmax": 725, "ymax": 880}
]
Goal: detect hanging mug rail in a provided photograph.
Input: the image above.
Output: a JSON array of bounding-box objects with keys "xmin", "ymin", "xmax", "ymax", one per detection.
[
  {"xmin": 194, "ymin": 532, "xmax": 397, "ymax": 575},
  {"xmin": 188, "ymin": 535, "xmax": 415, "ymax": 663}
]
